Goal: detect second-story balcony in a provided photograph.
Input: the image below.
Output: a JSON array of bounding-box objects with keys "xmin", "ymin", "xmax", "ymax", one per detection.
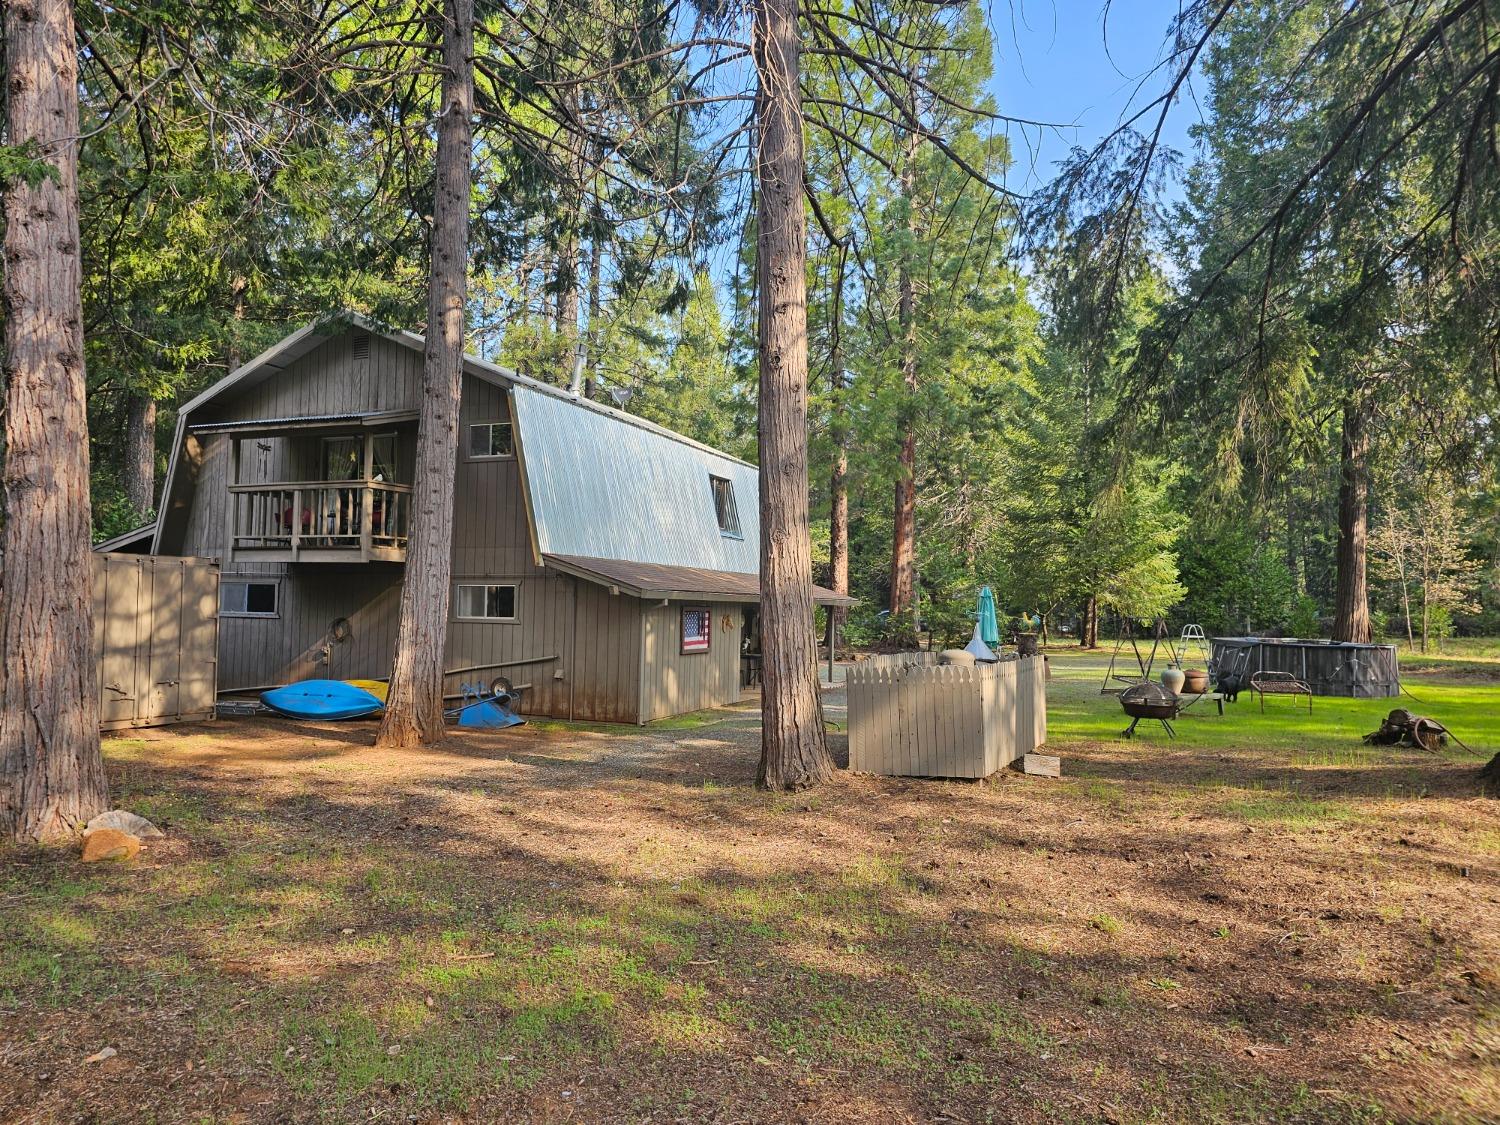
[{"xmin": 229, "ymin": 480, "xmax": 412, "ymax": 563}]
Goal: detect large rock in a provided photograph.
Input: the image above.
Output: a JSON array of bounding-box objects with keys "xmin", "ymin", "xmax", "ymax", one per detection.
[
  {"xmin": 84, "ymin": 809, "xmax": 163, "ymax": 839},
  {"xmin": 81, "ymin": 828, "xmax": 141, "ymax": 863}
]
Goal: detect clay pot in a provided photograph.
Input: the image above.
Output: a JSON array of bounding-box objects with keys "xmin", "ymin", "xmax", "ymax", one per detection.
[
  {"xmin": 1181, "ymin": 668, "xmax": 1209, "ymax": 694},
  {"xmin": 1160, "ymin": 666, "xmax": 1186, "ymax": 695}
]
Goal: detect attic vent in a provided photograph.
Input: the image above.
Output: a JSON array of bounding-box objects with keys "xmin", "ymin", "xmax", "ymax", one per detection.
[{"xmin": 352, "ymin": 332, "xmax": 370, "ymax": 361}]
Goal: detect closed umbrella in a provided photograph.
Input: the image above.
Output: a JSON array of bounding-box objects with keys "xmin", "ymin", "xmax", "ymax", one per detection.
[{"xmin": 977, "ymin": 586, "xmax": 1001, "ymax": 647}]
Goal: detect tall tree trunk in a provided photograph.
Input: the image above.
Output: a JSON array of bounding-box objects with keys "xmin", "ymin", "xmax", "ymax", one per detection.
[
  {"xmin": 1419, "ymin": 533, "xmax": 1431, "ymax": 654},
  {"xmin": 1332, "ymin": 398, "xmax": 1372, "ymax": 643},
  {"xmin": 583, "ymin": 233, "xmax": 602, "ymax": 400},
  {"xmin": 888, "ymin": 129, "xmax": 919, "ymax": 625},
  {"xmin": 1081, "ymin": 595, "xmax": 1098, "ymax": 648},
  {"xmin": 226, "ymin": 275, "xmax": 247, "ymax": 372},
  {"xmin": 1, "ymin": 0, "xmax": 108, "ymax": 842},
  {"xmin": 1395, "ymin": 543, "xmax": 1414, "ymax": 649},
  {"xmin": 375, "ymin": 0, "xmax": 473, "ymax": 749},
  {"xmin": 753, "ymin": 0, "xmax": 832, "ymax": 790},
  {"xmin": 123, "ymin": 393, "xmax": 156, "ymax": 515},
  {"xmin": 555, "ymin": 237, "xmax": 579, "ymax": 356}
]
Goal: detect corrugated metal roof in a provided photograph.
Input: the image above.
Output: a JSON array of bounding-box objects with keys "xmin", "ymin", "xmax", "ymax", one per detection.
[
  {"xmin": 514, "ymin": 386, "xmax": 761, "ymax": 573},
  {"xmin": 187, "ymin": 410, "xmax": 417, "ymax": 434},
  {"xmin": 545, "ymin": 554, "xmax": 856, "ymax": 606}
]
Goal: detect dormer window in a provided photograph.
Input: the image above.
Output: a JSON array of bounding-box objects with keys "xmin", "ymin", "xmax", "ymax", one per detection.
[{"xmin": 710, "ymin": 474, "xmax": 741, "ymax": 538}]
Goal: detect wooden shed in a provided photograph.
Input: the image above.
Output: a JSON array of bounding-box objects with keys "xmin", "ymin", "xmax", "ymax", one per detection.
[{"xmin": 93, "ymin": 554, "xmax": 219, "ymax": 731}]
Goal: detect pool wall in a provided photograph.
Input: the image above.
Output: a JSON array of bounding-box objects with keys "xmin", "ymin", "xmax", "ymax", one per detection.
[{"xmin": 1210, "ymin": 637, "xmax": 1400, "ymax": 699}]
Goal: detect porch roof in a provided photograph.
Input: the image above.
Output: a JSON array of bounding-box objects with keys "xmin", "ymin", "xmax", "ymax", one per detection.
[
  {"xmin": 543, "ymin": 553, "xmax": 857, "ymax": 607},
  {"xmin": 187, "ymin": 410, "xmax": 417, "ymax": 436}
]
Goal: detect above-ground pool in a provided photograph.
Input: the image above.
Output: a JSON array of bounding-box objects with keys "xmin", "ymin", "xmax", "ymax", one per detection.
[{"xmin": 1210, "ymin": 636, "xmax": 1400, "ymax": 699}]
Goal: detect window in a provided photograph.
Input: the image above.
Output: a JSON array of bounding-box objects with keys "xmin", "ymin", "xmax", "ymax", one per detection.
[
  {"xmin": 220, "ymin": 580, "xmax": 278, "ymax": 618},
  {"xmin": 468, "ymin": 422, "xmax": 514, "ymax": 459},
  {"xmin": 371, "ymin": 432, "xmax": 401, "ymax": 482},
  {"xmin": 681, "ymin": 606, "xmax": 712, "ymax": 654},
  {"xmin": 710, "ymin": 475, "xmax": 741, "ymax": 537},
  {"xmin": 322, "ymin": 436, "xmax": 362, "ymax": 481},
  {"xmin": 455, "ymin": 583, "xmax": 518, "ymax": 621}
]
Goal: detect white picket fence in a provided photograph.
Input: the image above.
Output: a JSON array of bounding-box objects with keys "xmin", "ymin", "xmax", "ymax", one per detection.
[{"xmin": 846, "ymin": 653, "xmax": 1047, "ymax": 778}]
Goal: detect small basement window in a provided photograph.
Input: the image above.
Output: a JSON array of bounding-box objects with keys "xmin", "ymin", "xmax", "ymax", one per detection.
[
  {"xmin": 710, "ymin": 475, "xmax": 741, "ymax": 537},
  {"xmin": 220, "ymin": 580, "xmax": 278, "ymax": 618},
  {"xmin": 455, "ymin": 583, "xmax": 518, "ymax": 621},
  {"xmin": 469, "ymin": 421, "xmax": 514, "ymax": 459}
]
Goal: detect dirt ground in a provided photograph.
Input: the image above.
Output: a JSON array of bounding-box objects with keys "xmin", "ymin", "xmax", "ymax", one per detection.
[{"xmin": 2, "ymin": 680, "xmax": 1497, "ymax": 1124}]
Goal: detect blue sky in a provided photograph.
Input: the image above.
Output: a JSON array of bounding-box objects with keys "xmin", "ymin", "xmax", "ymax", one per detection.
[{"xmin": 984, "ymin": 0, "xmax": 1202, "ymax": 195}]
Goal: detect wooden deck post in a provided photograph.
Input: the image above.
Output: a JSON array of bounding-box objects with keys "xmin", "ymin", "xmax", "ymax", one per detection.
[
  {"xmin": 360, "ymin": 434, "xmax": 374, "ymax": 560},
  {"xmin": 225, "ymin": 437, "xmax": 240, "ymax": 562},
  {"xmin": 291, "ymin": 487, "xmax": 302, "ymax": 562}
]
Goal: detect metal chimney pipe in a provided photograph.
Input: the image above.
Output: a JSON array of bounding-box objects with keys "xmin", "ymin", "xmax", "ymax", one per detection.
[{"xmin": 568, "ymin": 346, "xmax": 586, "ymax": 396}]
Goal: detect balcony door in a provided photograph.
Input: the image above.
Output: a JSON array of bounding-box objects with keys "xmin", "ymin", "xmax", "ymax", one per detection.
[
  {"xmin": 322, "ymin": 436, "xmax": 362, "ymax": 481},
  {"xmin": 319, "ymin": 433, "xmax": 404, "ymax": 483}
]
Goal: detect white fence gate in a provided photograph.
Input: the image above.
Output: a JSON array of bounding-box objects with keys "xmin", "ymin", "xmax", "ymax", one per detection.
[{"xmin": 846, "ymin": 653, "xmax": 1046, "ymax": 778}]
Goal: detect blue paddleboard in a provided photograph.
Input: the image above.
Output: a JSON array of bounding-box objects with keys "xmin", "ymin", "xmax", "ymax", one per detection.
[{"xmin": 261, "ymin": 679, "xmax": 385, "ymax": 720}]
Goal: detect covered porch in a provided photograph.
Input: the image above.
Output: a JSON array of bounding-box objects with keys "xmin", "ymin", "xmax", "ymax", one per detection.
[{"xmin": 192, "ymin": 411, "xmax": 417, "ymax": 564}]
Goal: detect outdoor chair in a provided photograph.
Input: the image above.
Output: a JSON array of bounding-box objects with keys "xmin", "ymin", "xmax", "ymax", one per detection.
[{"xmin": 1249, "ymin": 670, "xmax": 1312, "ymax": 712}]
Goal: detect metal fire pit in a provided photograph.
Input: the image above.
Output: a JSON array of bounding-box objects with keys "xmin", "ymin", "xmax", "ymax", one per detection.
[{"xmin": 1119, "ymin": 682, "xmax": 1181, "ymax": 738}]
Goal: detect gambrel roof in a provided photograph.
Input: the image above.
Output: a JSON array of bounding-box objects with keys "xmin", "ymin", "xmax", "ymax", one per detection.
[{"xmin": 135, "ymin": 314, "xmax": 847, "ymax": 604}]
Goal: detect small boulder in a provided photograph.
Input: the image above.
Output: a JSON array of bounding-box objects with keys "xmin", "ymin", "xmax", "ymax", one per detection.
[
  {"xmin": 85, "ymin": 809, "xmax": 163, "ymax": 839},
  {"xmin": 82, "ymin": 827, "xmax": 141, "ymax": 863}
]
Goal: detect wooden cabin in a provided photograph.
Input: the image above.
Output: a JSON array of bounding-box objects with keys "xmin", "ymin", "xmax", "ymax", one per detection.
[{"xmin": 107, "ymin": 315, "xmax": 851, "ymax": 724}]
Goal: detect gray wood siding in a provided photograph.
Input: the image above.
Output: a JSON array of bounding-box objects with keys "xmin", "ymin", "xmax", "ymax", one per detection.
[
  {"xmin": 218, "ymin": 566, "xmax": 404, "ymax": 691},
  {"xmin": 639, "ymin": 601, "xmax": 744, "ymax": 722},
  {"xmin": 453, "ymin": 376, "xmax": 540, "ymax": 577},
  {"xmin": 194, "ymin": 333, "xmax": 425, "ymax": 424},
  {"xmin": 444, "ymin": 575, "xmax": 573, "ymax": 718},
  {"xmin": 569, "ymin": 580, "xmax": 642, "ymax": 723}
]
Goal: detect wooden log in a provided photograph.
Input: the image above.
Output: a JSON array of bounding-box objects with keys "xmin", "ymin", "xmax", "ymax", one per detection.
[{"xmin": 1018, "ymin": 752, "xmax": 1061, "ymax": 778}]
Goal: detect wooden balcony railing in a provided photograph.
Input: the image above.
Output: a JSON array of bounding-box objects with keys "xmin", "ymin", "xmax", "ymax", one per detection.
[{"xmin": 228, "ymin": 480, "xmax": 412, "ymax": 562}]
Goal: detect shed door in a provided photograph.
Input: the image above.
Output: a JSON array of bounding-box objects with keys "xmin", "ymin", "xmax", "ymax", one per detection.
[
  {"xmin": 98, "ymin": 558, "xmax": 141, "ymax": 726},
  {"xmin": 146, "ymin": 561, "xmax": 183, "ymax": 720}
]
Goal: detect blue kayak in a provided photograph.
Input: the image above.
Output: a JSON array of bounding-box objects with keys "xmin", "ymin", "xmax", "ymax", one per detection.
[{"xmin": 261, "ymin": 679, "xmax": 385, "ymax": 720}]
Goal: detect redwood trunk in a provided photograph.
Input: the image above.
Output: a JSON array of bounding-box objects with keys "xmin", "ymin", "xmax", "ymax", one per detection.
[
  {"xmin": 1332, "ymin": 399, "xmax": 1372, "ymax": 643},
  {"xmin": 753, "ymin": 0, "xmax": 833, "ymax": 790},
  {"xmin": 376, "ymin": 0, "xmax": 473, "ymax": 748},
  {"xmin": 124, "ymin": 393, "xmax": 157, "ymax": 515},
  {"xmin": 1, "ymin": 0, "xmax": 108, "ymax": 841}
]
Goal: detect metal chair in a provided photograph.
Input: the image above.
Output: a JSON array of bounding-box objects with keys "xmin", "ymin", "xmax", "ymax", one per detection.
[{"xmin": 1249, "ymin": 670, "xmax": 1312, "ymax": 712}]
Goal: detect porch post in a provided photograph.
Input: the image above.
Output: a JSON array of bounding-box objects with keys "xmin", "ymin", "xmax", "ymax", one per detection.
[
  {"xmin": 225, "ymin": 437, "xmax": 240, "ymax": 563},
  {"xmin": 291, "ymin": 487, "xmax": 302, "ymax": 562},
  {"xmin": 360, "ymin": 432, "xmax": 374, "ymax": 560}
]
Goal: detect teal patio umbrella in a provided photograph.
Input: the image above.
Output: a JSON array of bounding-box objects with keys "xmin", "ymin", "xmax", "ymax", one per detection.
[{"xmin": 977, "ymin": 586, "xmax": 1001, "ymax": 647}]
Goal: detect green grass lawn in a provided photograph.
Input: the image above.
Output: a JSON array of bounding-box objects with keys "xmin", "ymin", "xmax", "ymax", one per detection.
[{"xmin": 1044, "ymin": 647, "xmax": 1498, "ymax": 761}]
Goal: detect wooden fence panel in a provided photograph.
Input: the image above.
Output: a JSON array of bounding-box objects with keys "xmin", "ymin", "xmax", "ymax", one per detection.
[{"xmin": 847, "ymin": 654, "xmax": 1047, "ymax": 778}]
